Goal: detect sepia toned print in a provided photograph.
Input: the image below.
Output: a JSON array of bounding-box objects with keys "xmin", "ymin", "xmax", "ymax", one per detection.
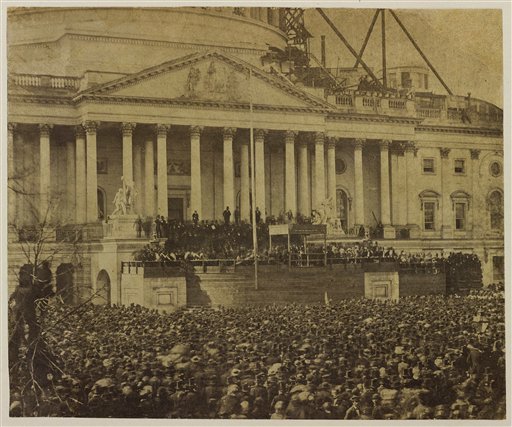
[{"xmin": 6, "ymin": 6, "xmax": 505, "ymax": 420}]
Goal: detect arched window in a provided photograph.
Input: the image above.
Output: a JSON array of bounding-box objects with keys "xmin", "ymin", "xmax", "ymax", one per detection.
[{"xmin": 488, "ymin": 190, "xmax": 503, "ymax": 231}]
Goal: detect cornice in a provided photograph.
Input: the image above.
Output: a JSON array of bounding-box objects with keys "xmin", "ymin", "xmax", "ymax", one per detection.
[
  {"xmin": 326, "ymin": 113, "xmax": 421, "ymax": 125},
  {"xmin": 416, "ymin": 124, "xmax": 502, "ymax": 137},
  {"xmin": 75, "ymin": 94, "xmax": 330, "ymax": 114},
  {"xmin": 9, "ymin": 94, "xmax": 74, "ymax": 105},
  {"xmin": 65, "ymin": 33, "xmax": 267, "ymax": 56}
]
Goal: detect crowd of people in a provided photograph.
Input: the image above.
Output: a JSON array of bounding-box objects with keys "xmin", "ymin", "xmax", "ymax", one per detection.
[
  {"xmin": 134, "ymin": 231, "xmax": 473, "ymax": 277},
  {"xmin": 9, "ymin": 285, "xmax": 505, "ymax": 419}
]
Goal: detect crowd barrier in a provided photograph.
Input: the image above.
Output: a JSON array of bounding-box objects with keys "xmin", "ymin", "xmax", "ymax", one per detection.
[{"xmin": 122, "ymin": 256, "xmax": 446, "ymax": 275}]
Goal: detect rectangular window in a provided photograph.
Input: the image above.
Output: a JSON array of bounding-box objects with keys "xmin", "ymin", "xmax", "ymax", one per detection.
[
  {"xmin": 401, "ymin": 71, "xmax": 411, "ymax": 88},
  {"xmin": 455, "ymin": 203, "xmax": 466, "ymax": 230},
  {"xmin": 454, "ymin": 159, "xmax": 465, "ymax": 174},
  {"xmin": 424, "ymin": 75, "xmax": 429, "ymax": 90},
  {"xmin": 424, "ymin": 202, "xmax": 435, "ymax": 230},
  {"xmin": 423, "ymin": 158, "xmax": 435, "ymax": 174}
]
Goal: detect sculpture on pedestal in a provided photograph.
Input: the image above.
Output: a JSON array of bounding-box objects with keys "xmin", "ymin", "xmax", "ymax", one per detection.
[
  {"xmin": 111, "ymin": 176, "xmax": 137, "ymax": 216},
  {"xmin": 312, "ymin": 197, "xmax": 345, "ymax": 235}
]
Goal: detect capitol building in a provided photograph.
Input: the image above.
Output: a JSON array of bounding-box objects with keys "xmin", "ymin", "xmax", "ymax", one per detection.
[{"xmin": 6, "ymin": 7, "xmax": 504, "ymax": 302}]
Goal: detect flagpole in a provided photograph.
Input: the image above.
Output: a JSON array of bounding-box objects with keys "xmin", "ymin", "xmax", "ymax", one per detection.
[{"xmin": 249, "ymin": 68, "xmax": 258, "ymax": 290}]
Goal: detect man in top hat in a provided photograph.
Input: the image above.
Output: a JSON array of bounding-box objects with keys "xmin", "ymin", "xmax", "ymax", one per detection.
[
  {"xmin": 344, "ymin": 396, "xmax": 361, "ymax": 419},
  {"xmin": 223, "ymin": 207, "xmax": 231, "ymax": 225}
]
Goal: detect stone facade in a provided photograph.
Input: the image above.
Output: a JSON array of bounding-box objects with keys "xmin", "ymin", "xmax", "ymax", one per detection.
[{"xmin": 6, "ymin": 7, "xmax": 504, "ymax": 300}]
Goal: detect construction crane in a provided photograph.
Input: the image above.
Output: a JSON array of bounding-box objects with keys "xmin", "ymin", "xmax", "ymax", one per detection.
[{"xmin": 276, "ymin": 7, "xmax": 454, "ymax": 96}]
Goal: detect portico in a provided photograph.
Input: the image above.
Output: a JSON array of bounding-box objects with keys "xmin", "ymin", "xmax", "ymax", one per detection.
[{"xmin": 9, "ymin": 118, "xmax": 404, "ymax": 238}]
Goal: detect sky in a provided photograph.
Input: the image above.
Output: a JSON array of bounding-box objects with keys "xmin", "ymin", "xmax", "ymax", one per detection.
[{"xmin": 303, "ymin": 8, "xmax": 503, "ymax": 107}]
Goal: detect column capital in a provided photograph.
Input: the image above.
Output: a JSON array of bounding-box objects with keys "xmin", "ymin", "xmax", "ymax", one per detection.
[
  {"xmin": 121, "ymin": 122, "xmax": 137, "ymax": 137},
  {"xmin": 223, "ymin": 127, "xmax": 237, "ymax": 139},
  {"xmin": 404, "ymin": 141, "xmax": 416, "ymax": 152},
  {"xmin": 39, "ymin": 123, "xmax": 53, "ymax": 137},
  {"xmin": 8, "ymin": 123, "xmax": 18, "ymax": 134},
  {"xmin": 156, "ymin": 124, "xmax": 171, "ymax": 138},
  {"xmin": 83, "ymin": 121, "xmax": 99, "ymax": 134},
  {"xmin": 326, "ymin": 136, "xmax": 338, "ymax": 148},
  {"xmin": 390, "ymin": 141, "xmax": 405, "ymax": 156},
  {"xmin": 353, "ymin": 138, "xmax": 366, "ymax": 150},
  {"xmin": 285, "ymin": 130, "xmax": 298, "ymax": 143},
  {"xmin": 74, "ymin": 124, "xmax": 86, "ymax": 138},
  {"xmin": 190, "ymin": 125, "xmax": 204, "ymax": 138},
  {"xmin": 470, "ymin": 148, "xmax": 481, "ymax": 160},
  {"xmin": 439, "ymin": 147, "xmax": 451, "ymax": 159},
  {"xmin": 379, "ymin": 139, "xmax": 391, "ymax": 149},
  {"xmin": 254, "ymin": 128, "xmax": 268, "ymax": 141},
  {"xmin": 314, "ymin": 131, "xmax": 325, "ymax": 144}
]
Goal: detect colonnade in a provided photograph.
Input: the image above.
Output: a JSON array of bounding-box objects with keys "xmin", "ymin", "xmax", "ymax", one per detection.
[{"xmin": 8, "ymin": 123, "xmax": 402, "ymax": 234}]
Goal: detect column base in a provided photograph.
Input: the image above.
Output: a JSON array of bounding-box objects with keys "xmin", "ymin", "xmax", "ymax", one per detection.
[
  {"xmin": 441, "ymin": 225, "xmax": 453, "ymax": 239},
  {"xmin": 382, "ymin": 225, "xmax": 396, "ymax": 239},
  {"xmin": 407, "ymin": 224, "xmax": 421, "ymax": 239}
]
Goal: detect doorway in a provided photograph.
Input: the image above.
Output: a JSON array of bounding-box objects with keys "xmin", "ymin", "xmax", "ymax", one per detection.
[
  {"xmin": 96, "ymin": 269, "xmax": 111, "ymax": 305},
  {"xmin": 168, "ymin": 198, "xmax": 184, "ymax": 221}
]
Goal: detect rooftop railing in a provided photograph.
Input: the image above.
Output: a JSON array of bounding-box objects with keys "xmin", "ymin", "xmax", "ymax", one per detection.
[
  {"xmin": 9, "ymin": 72, "xmax": 502, "ymax": 127},
  {"xmin": 10, "ymin": 74, "xmax": 81, "ymax": 90}
]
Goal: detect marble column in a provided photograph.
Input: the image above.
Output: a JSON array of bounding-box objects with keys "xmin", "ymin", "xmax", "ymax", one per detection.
[
  {"xmin": 326, "ymin": 137, "xmax": 337, "ymax": 206},
  {"xmin": 66, "ymin": 137, "xmax": 76, "ymax": 223},
  {"xmin": 405, "ymin": 141, "xmax": 420, "ymax": 238},
  {"xmin": 7, "ymin": 123, "xmax": 17, "ymax": 231},
  {"xmin": 353, "ymin": 138, "xmax": 365, "ymax": 228},
  {"xmin": 223, "ymin": 128, "xmax": 236, "ymax": 213},
  {"xmin": 240, "ymin": 140, "xmax": 250, "ymax": 221},
  {"xmin": 284, "ymin": 130, "xmax": 297, "ymax": 217},
  {"xmin": 379, "ymin": 140, "xmax": 395, "ymax": 238},
  {"xmin": 84, "ymin": 121, "xmax": 99, "ymax": 223},
  {"xmin": 269, "ymin": 8, "xmax": 280, "ymax": 27},
  {"xmin": 121, "ymin": 123, "xmax": 136, "ymax": 185},
  {"xmin": 297, "ymin": 140, "xmax": 310, "ymax": 216},
  {"xmin": 254, "ymin": 129, "xmax": 267, "ymax": 218},
  {"xmin": 144, "ymin": 135, "xmax": 155, "ymax": 217},
  {"xmin": 75, "ymin": 125, "xmax": 87, "ymax": 224},
  {"xmin": 396, "ymin": 146, "xmax": 407, "ymax": 226},
  {"xmin": 470, "ymin": 149, "xmax": 481, "ymax": 238},
  {"xmin": 440, "ymin": 147, "xmax": 452, "ymax": 238},
  {"xmin": 157, "ymin": 124, "xmax": 170, "ymax": 217},
  {"xmin": 133, "ymin": 140, "xmax": 142, "ymax": 216},
  {"xmin": 39, "ymin": 124, "xmax": 53, "ymax": 221},
  {"xmin": 314, "ymin": 132, "xmax": 326, "ymax": 210},
  {"xmin": 190, "ymin": 125, "xmax": 203, "ymax": 220}
]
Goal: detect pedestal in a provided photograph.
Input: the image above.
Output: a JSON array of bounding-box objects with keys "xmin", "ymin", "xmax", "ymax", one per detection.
[
  {"xmin": 109, "ymin": 214, "xmax": 139, "ymax": 239},
  {"xmin": 382, "ymin": 225, "xmax": 396, "ymax": 239},
  {"xmin": 408, "ymin": 224, "xmax": 420, "ymax": 239}
]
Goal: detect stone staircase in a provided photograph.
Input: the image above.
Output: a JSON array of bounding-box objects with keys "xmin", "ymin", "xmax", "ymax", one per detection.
[{"xmin": 188, "ymin": 266, "xmax": 365, "ymax": 307}]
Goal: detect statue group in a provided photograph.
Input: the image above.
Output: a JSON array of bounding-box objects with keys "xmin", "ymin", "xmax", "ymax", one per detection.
[
  {"xmin": 312, "ymin": 197, "xmax": 345, "ymax": 235},
  {"xmin": 111, "ymin": 177, "xmax": 136, "ymax": 217}
]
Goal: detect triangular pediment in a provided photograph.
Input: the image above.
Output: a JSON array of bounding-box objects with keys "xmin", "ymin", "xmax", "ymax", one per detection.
[{"xmin": 78, "ymin": 51, "xmax": 332, "ymax": 111}]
